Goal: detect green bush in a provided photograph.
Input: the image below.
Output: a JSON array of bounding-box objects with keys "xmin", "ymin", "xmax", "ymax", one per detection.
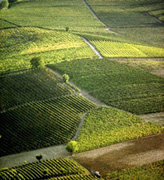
[
  {"xmin": 0, "ymin": 0, "xmax": 9, "ymax": 9},
  {"xmin": 30, "ymin": 57, "xmax": 44, "ymax": 69},
  {"xmin": 66, "ymin": 141, "xmax": 78, "ymax": 153},
  {"xmin": 63, "ymin": 74, "xmax": 70, "ymax": 83}
]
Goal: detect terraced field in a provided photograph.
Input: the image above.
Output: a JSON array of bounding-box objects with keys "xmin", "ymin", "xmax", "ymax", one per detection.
[{"xmin": 50, "ymin": 59, "xmax": 164, "ymax": 114}]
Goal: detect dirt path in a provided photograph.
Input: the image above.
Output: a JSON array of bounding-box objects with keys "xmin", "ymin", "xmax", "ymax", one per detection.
[
  {"xmin": 81, "ymin": 37, "xmax": 103, "ymax": 59},
  {"xmin": 72, "ymin": 113, "xmax": 87, "ymax": 141},
  {"xmin": 140, "ymin": 112, "xmax": 164, "ymax": 126},
  {"xmin": 0, "ymin": 145, "xmax": 70, "ymax": 169},
  {"xmin": 72, "ymin": 134, "xmax": 164, "ymax": 177}
]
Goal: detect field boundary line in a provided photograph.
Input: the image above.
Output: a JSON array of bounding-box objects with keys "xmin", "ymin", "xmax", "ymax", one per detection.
[
  {"xmin": 145, "ymin": 12, "xmax": 163, "ymax": 24},
  {"xmin": 0, "ymin": 17, "xmax": 21, "ymax": 27},
  {"xmin": 81, "ymin": 0, "xmax": 118, "ymax": 34},
  {"xmin": 81, "ymin": 36, "xmax": 103, "ymax": 59}
]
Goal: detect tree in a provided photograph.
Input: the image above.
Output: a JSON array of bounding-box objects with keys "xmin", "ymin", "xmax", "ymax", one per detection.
[
  {"xmin": 66, "ymin": 141, "xmax": 78, "ymax": 153},
  {"xmin": 65, "ymin": 27, "xmax": 69, "ymax": 32},
  {"xmin": 30, "ymin": 57, "xmax": 44, "ymax": 69},
  {"xmin": 0, "ymin": 0, "xmax": 9, "ymax": 10},
  {"xmin": 36, "ymin": 154, "xmax": 42, "ymax": 162},
  {"xmin": 62, "ymin": 74, "xmax": 70, "ymax": 83}
]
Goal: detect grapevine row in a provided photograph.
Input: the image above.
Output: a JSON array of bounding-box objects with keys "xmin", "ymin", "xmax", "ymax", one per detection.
[{"xmin": 0, "ymin": 94, "xmax": 96, "ymax": 156}]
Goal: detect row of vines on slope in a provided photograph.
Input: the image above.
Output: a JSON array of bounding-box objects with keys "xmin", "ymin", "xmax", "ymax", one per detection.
[{"xmin": 0, "ymin": 94, "xmax": 96, "ymax": 156}]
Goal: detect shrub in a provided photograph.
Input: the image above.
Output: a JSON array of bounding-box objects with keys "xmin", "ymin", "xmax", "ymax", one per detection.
[
  {"xmin": 65, "ymin": 27, "xmax": 69, "ymax": 32},
  {"xmin": 63, "ymin": 74, "xmax": 70, "ymax": 83},
  {"xmin": 30, "ymin": 57, "xmax": 44, "ymax": 69},
  {"xmin": 66, "ymin": 141, "xmax": 78, "ymax": 153},
  {"xmin": 0, "ymin": 0, "xmax": 9, "ymax": 10}
]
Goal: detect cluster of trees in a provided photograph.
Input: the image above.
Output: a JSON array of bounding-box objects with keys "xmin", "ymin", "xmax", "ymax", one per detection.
[{"xmin": 0, "ymin": 0, "xmax": 18, "ymax": 10}]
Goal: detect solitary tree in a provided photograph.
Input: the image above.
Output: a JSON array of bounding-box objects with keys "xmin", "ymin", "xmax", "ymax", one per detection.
[
  {"xmin": 30, "ymin": 57, "xmax": 44, "ymax": 69},
  {"xmin": 0, "ymin": 0, "xmax": 9, "ymax": 10},
  {"xmin": 36, "ymin": 154, "xmax": 42, "ymax": 162},
  {"xmin": 62, "ymin": 74, "xmax": 70, "ymax": 83}
]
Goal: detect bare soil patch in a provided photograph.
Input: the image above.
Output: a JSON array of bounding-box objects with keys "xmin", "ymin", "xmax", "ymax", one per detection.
[{"xmin": 72, "ymin": 134, "xmax": 164, "ymax": 178}]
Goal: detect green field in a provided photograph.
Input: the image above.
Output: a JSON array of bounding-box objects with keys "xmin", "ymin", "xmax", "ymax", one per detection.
[
  {"xmin": 0, "ymin": 158, "xmax": 102, "ymax": 180},
  {"xmin": 86, "ymin": 0, "xmax": 164, "ymax": 48},
  {"xmin": 106, "ymin": 160, "xmax": 164, "ymax": 180},
  {"xmin": 75, "ymin": 107, "xmax": 162, "ymax": 152},
  {"xmin": 0, "ymin": 0, "xmax": 164, "ymax": 176},
  {"xmin": 0, "ymin": 68, "xmax": 79, "ymax": 111},
  {"xmin": 0, "ymin": 27, "xmax": 96, "ymax": 74},
  {"xmin": 91, "ymin": 40, "xmax": 164, "ymax": 57},
  {"xmin": 1, "ymin": 94, "xmax": 96, "ymax": 156},
  {"xmin": 49, "ymin": 59, "xmax": 164, "ymax": 114},
  {"xmin": 0, "ymin": 0, "xmax": 105, "ymax": 33}
]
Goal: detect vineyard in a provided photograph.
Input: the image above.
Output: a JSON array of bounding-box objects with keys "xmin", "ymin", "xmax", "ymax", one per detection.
[
  {"xmin": 0, "ymin": 27, "xmax": 96, "ymax": 74},
  {"xmin": 0, "ymin": 68, "xmax": 79, "ymax": 111},
  {"xmin": 50, "ymin": 58, "xmax": 164, "ymax": 114},
  {"xmin": 90, "ymin": 40, "xmax": 164, "ymax": 57},
  {"xmin": 106, "ymin": 160, "xmax": 164, "ymax": 180},
  {"xmin": 1, "ymin": 94, "xmax": 96, "ymax": 156},
  {"xmin": 86, "ymin": 0, "xmax": 164, "ymax": 48},
  {"xmin": 0, "ymin": 158, "xmax": 103, "ymax": 180},
  {"xmin": 0, "ymin": 0, "xmax": 105, "ymax": 33},
  {"xmin": 74, "ymin": 106, "xmax": 162, "ymax": 152}
]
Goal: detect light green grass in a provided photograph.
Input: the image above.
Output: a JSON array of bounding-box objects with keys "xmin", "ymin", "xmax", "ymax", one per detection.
[
  {"xmin": 0, "ymin": 27, "xmax": 96, "ymax": 73},
  {"xmin": 106, "ymin": 160, "xmax": 164, "ymax": 180},
  {"xmin": 0, "ymin": 0, "xmax": 105, "ymax": 33},
  {"xmin": 50, "ymin": 59, "xmax": 164, "ymax": 114},
  {"xmin": 75, "ymin": 107, "xmax": 162, "ymax": 152},
  {"xmin": 91, "ymin": 40, "xmax": 164, "ymax": 57}
]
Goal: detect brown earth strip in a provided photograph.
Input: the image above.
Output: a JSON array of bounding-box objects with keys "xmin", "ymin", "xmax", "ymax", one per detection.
[{"xmin": 72, "ymin": 134, "xmax": 164, "ymax": 177}]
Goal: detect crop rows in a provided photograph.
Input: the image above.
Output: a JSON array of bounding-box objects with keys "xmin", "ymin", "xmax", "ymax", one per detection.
[
  {"xmin": 75, "ymin": 107, "xmax": 162, "ymax": 152},
  {"xmin": 0, "ymin": 94, "xmax": 96, "ymax": 156},
  {"xmin": 52, "ymin": 59, "xmax": 164, "ymax": 114},
  {"xmin": 0, "ymin": 68, "xmax": 79, "ymax": 111},
  {"xmin": 91, "ymin": 40, "xmax": 164, "ymax": 57},
  {"xmin": 0, "ymin": 158, "xmax": 92, "ymax": 180},
  {"xmin": 0, "ymin": 27, "xmax": 96, "ymax": 74},
  {"xmin": 86, "ymin": 0, "xmax": 164, "ymax": 48},
  {"xmin": 106, "ymin": 160, "xmax": 164, "ymax": 180}
]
